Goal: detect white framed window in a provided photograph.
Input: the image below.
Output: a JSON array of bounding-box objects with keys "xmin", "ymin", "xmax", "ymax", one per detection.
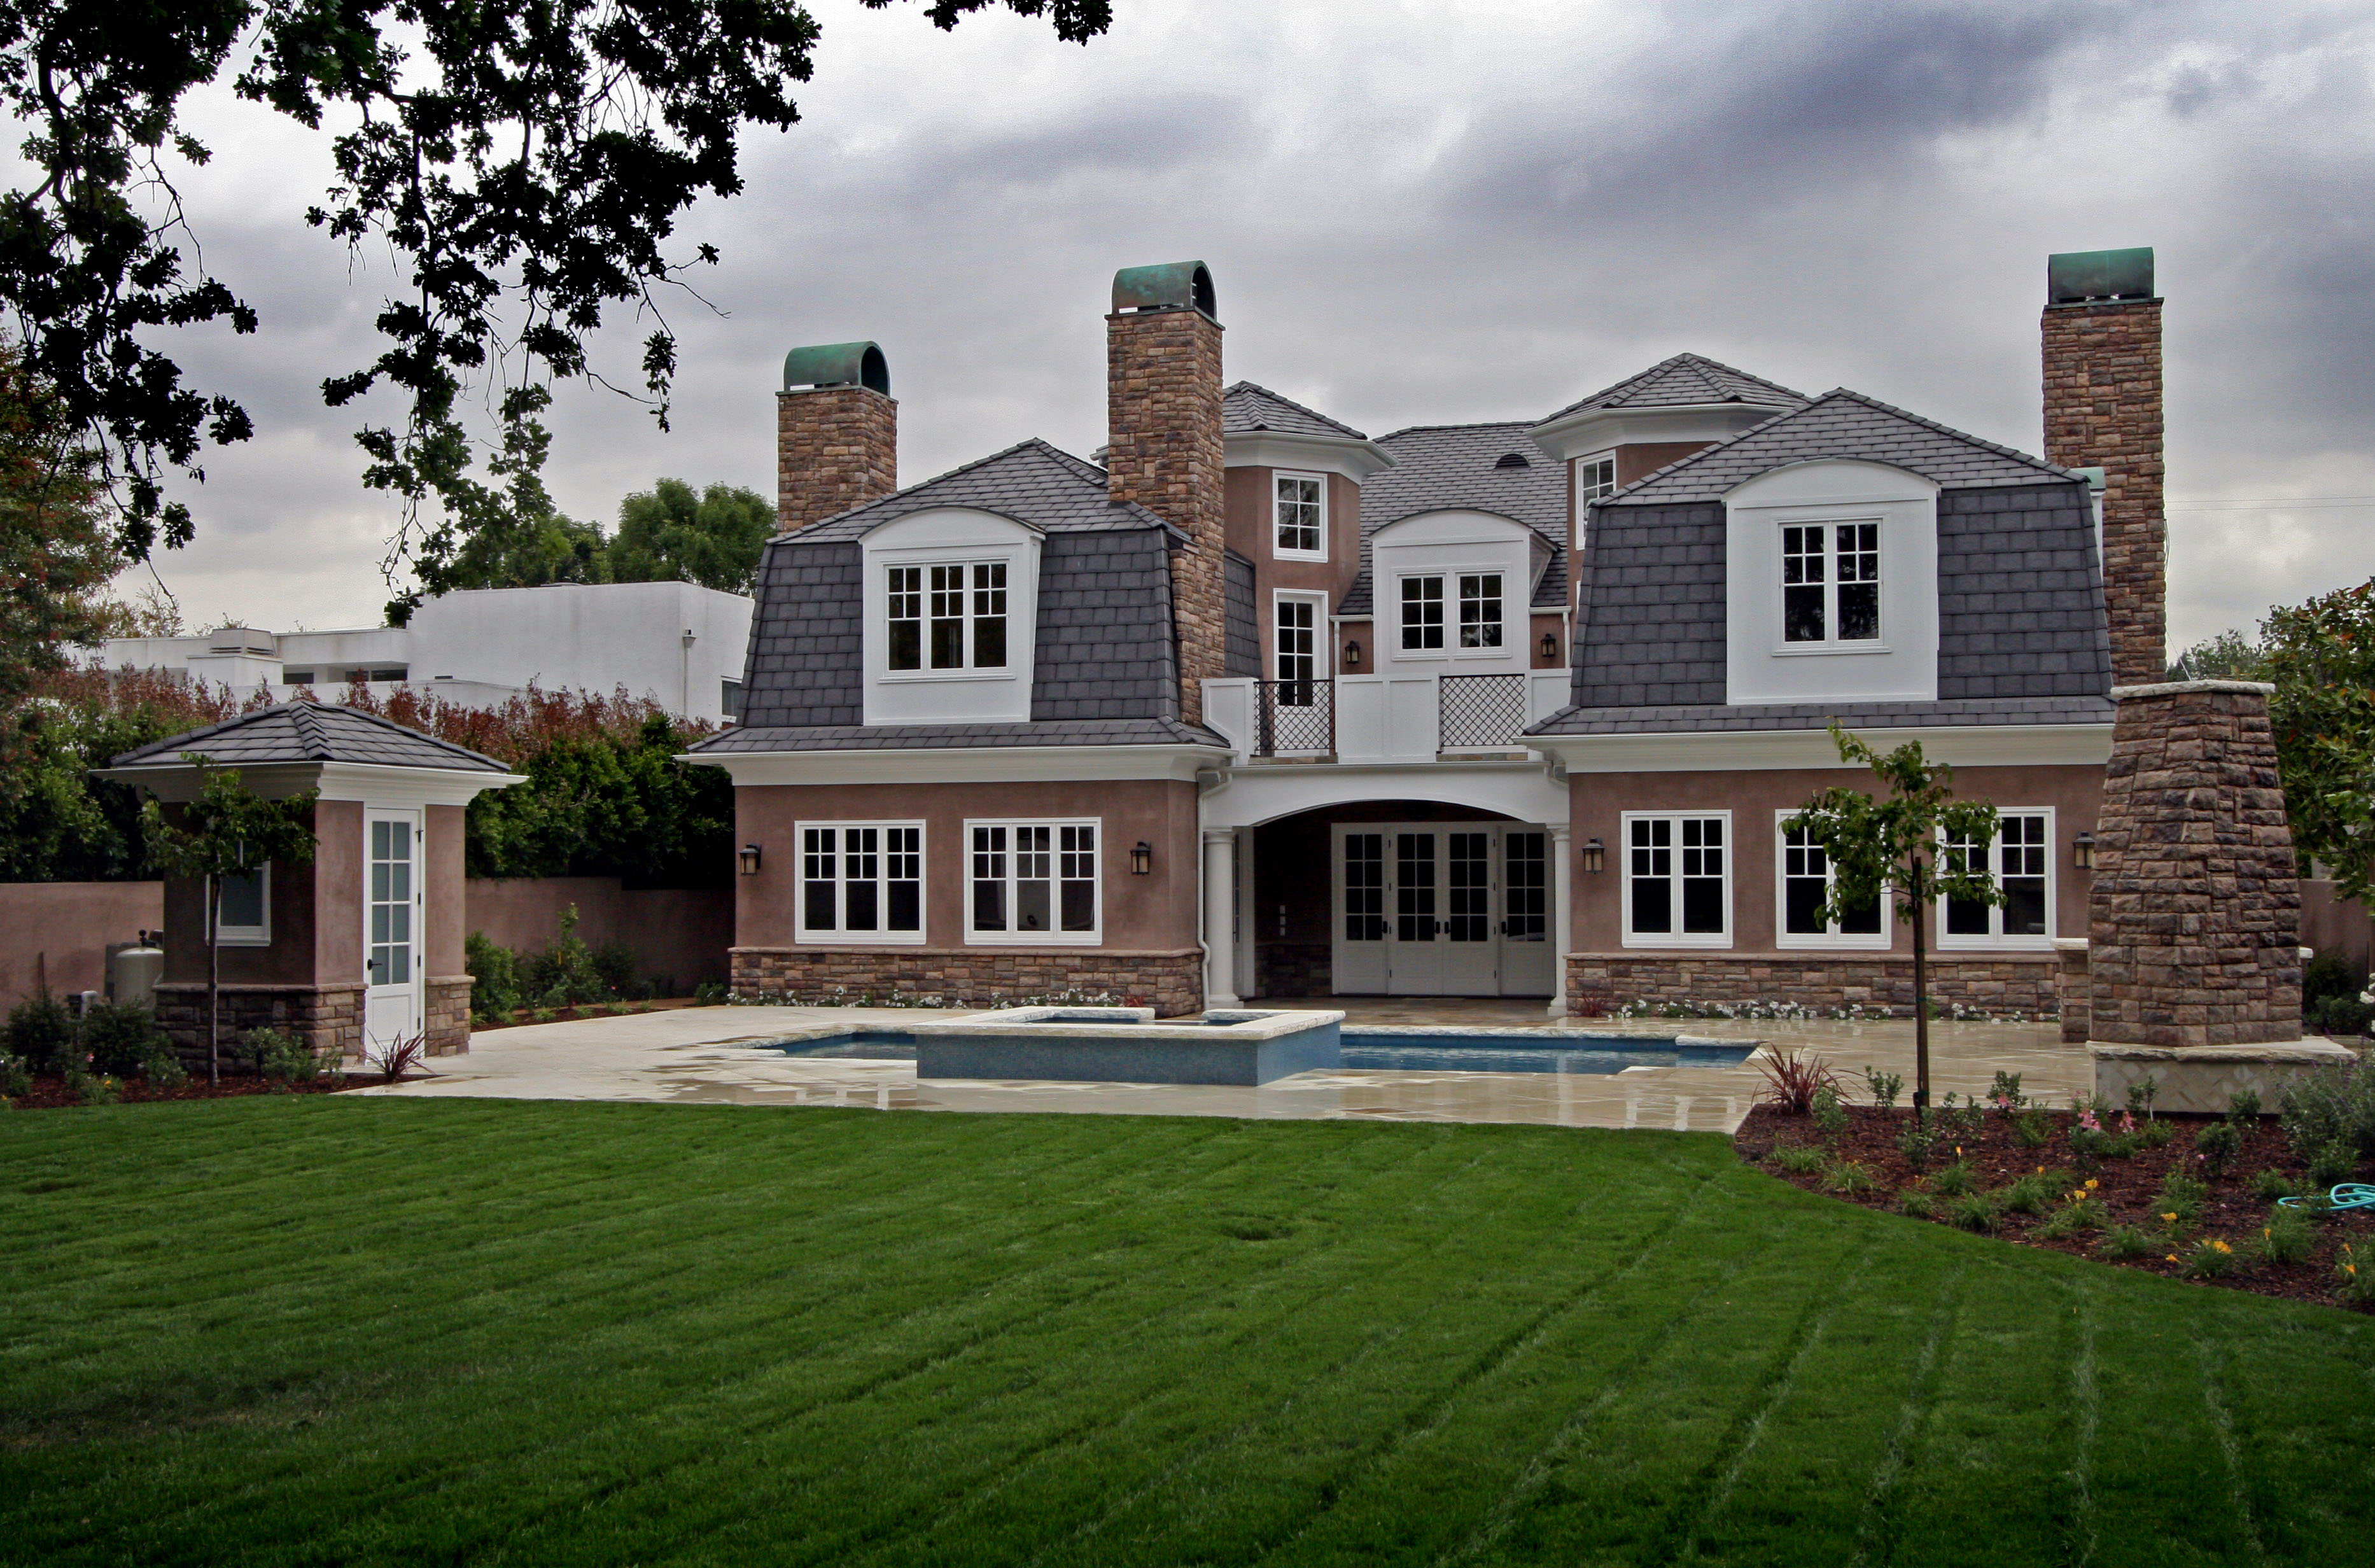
[
  {"xmin": 967, "ymin": 820, "xmax": 1100, "ymax": 944},
  {"xmin": 1939, "ymin": 809, "xmax": 2054, "ymax": 949},
  {"xmin": 798, "ymin": 823, "xmax": 925, "ymax": 944},
  {"xmin": 1399, "ymin": 574, "xmax": 1444, "ymax": 651},
  {"xmin": 1274, "ymin": 472, "xmax": 1327, "ymax": 559},
  {"xmin": 1275, "ymin": 591, "xmax": 1325, "ymax": 686},
  {"xmin": 886, "ymin": 561, "xmax": 1007, "ymax": 673},
  {"xmin": 1774, "ymin": 815, "xmax": 1888, "ymax": 949},
  {"xmin": 215, "ymin": 863, "xmax": 270, "ymax": 947},
  {"xmin": 1622, "ymin": 812, "xmax": 1731, "ymax": 948},
  {"xmin": 1457, "ymin": 572, "xmax": 1503, "ymax": 650},
  {"xmin": 1780, "ymin": 520, "xmax": 1882, "ymax": 648},
  {"xmin": 1576, "ymin": 452, "xmax": 1616, "ymax": 504}
]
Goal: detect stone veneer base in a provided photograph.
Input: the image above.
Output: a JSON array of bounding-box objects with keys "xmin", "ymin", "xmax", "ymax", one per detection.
[
  {"xmin": 155, "ymin": 977, "xmax": 473, "ymax": 1066},
  {"xmin": 1566, "ymin": 953, "xmax": 2060, "ymax": 1018},
  {"xmin": 2091, "ymin": 1040, "xmax": 2355, "ymax": 1116},
  {"xmin": 732, "ymin": 947, "xmax": 1205, "ymax": 1018}
]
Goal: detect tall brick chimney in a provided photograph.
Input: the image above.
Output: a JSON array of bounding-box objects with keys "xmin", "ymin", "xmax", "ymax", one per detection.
[
  {"xmin": 776, "ymin": 341, "xmax": 897, "ymax": 534},
  {"xmin": 1106, "ymin": 262, "xmax": 1225, "ymax": 729},
  {"xmin": 2042, "ymin": 248, "xmax": 2165, "ymax": 686}
]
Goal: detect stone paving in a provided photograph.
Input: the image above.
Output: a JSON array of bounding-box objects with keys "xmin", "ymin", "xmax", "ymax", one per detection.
[{"xmin": 345, "ymin": 1000, "xmax": 2096, "ymax": 1134}]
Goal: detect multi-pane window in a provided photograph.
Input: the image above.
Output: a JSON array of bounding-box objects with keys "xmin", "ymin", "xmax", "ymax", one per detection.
[
  {"xmin": 1458, "ymin": 574, "xmax": 1503, "ymax": 649},
  {"xmin": 1275, "ymin": 473, "xmax": 1324, "ymax": 556},
  {"xmin": 887, "ymin": 561, "xmax": 1006, "ymax": 671},
  {"xmin": 1504, "ymin": 832, "xmax": 1546, "ymax": 941},
  {"xmin": 216, "ymin": 863, "xmax": 269, "ymax": 944},
  {"xmin": 799, "ymin": 823, "xmax": 924, "ymax": 942},
  {"xmin": 367, "ymin": 819, "xmax": 412, "ymax": 986},
  {"xmin": 1625, "ymin": 814, "xmax": 1729, "ymax": 944},
  {"xmin": 1343, "ymin": 833, "xmax": 1386, "ymax": 941},
  {"xmin": 1395, "ymin": 831, "xmax": 1438, "ymax": 943},
  {"xmin": 969, "ymin": 821, "xmax": 1098, "ymax": 941},
  {"xmin": 1277, "ymin": 596, "xmax": 1319, "ymax": 688},
  {"xmin": 1782, "ymin": 522, "xmax": 1881, "ymax": 645},
  {"xmin": 1778, "ymin": 822, "xmax": 1885, "ymax": 944},
  {"xmin": 1400, "ymin": 575, "xmax": 1444, "ymax": 650},
  {"xmin": 1447, "ymin": 831, "xmax": 1492, "ymax": 941},
  {"xmin": 1577, "ymin": 454, "xmax": 1616, "ymax": 503},
  {"xmin": 1943, "ymin": 812, "xmax": 2052, "ymax": 944}
]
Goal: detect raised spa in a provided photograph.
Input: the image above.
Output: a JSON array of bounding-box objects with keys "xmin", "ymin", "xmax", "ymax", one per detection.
[{"xmin": 907, "ymin": 1006, "xmax": 1342, "ymax": 1086}]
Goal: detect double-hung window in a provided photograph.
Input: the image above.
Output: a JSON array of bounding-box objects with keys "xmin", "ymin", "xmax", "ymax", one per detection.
[
  {"xmin": 1781, "ymin": 521, "xmax": 1881, "ymax": 646},
  {"xmin": 1623, "ymin": 813, "xmax": 1730, "ymax": 946},
  {"xmin": 1576, "ymin": 452, "xmax": 1616, "ymax": 504},
  {"xmin": 887, "ymin": 562, "xmax": 1007, "ymax": 671},
  {"xmin": 1776, "ymin": 816, "xmax": 1887, "ymax": 948},
  {"xmin": 1275, "ymin": 473, "xmax": 1325, "ymax": 558},
  {"xmin": 216, "ymin": 862, "xmax": 270, "ymax": 946},
  {"xmin": 1940, "ymin": 811, "xmax": 2053, "ymax": 946},
  {"xmin": 799, "ymin": 823, "xmax": 925, "ymax": 943},
  {"xmin": 968, "ymin": 820, "xmax": 1099, "ymax": 942},
  {"xmin": 1457, "ymin": 573, "xmax": 1503, "ymax": 650},
  {"xmin": 1400, "ymin": 575, "xmax": 1444, "ymax": 650}
]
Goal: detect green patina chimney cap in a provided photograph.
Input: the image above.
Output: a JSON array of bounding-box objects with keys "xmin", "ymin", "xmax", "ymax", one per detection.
[
  {"xmin": 1112, "ymin": 261, "xmax": 1217, "ymax": 320},
  {"xmin": 782, "ymin": 341, "xmax": 890, "ymax": 395},
  {"xmin": 2048, "ymin": 248, "xmax": 2155, "ymax": 305}
]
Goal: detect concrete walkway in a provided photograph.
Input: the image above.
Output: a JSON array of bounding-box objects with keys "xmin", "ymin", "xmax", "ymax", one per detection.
[{"xmin": 342, "ymin": 1003, "xmax": 2096, "ymax": 1133}]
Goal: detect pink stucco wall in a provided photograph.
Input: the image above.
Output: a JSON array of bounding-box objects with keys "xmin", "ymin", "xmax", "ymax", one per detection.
[{"xmin": 0, "ymin": 883, "xmax": 164, "ymax": 1005}]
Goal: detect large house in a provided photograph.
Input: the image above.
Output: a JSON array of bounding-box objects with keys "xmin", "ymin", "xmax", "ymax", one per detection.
[{"xmin": 690, "ymin": 250, "xmax": 2166, "ymax": 1019}]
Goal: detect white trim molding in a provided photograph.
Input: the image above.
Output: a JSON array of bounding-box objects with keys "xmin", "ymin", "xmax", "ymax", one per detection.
[
  {"xmin": 794, "ymin": 820, "xmax": 928, "ymax": 947},
  {"xmin": 1531, "ymin": 724, "xmax": 2113, "ymax": 774},
  {"xmin": 683, "ymin": 743, "xmax": 1227, "ymax": 788},
  {"xmin": 963, "ymin": 817, "xmax": 1103, "ymax": 946},
  {"xmin": 1223, "ymin": 430, "xmax": 1396, "ymax": 484},
  {"xmin": 1619, "ymin": 809, "xmax": 1734, "ymax": 950}
]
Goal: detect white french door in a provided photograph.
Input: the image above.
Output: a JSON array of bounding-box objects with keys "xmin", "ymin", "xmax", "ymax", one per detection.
[
  {"xmin": 365, "ymin": 810, "xmax": 423, "ymax": 1047},
  {"xmin": 1331, "ymin": 822, "xmax": 1555, "ymax": 997}
]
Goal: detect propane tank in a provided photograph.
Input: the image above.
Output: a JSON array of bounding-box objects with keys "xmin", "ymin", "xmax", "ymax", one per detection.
[{"xmin": 108, "ymin": 934, "xmax": 164, "ymax": 1011}]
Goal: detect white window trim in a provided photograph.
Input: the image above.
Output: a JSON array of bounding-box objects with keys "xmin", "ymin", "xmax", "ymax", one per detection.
[
  {"xmin": 1273, "ymin": 589, "xmax": 1329, "ymax": 683},
  {"xmin": 879, "ymin": 559, "xmax": 1015, "ymax": 683},
  {"xmin": 1575, "ymin": 451, "xmax": 1618, "ymax": 506},
  {"xmin": 1619, "ymin": 809, "xmax": 1734, "ymax": 949},
  {"xmin": 1775, "ymin": 515, "xmax": 1891, "ymax": 656},
  {"xmin": 214, "ymin": 862, "xmax": 270, "ymax": 948},
  {"xmin": 1272, "ymin": 470, "xmax": 1329, "ymax": 562},
  {"xmin": 1395, "ymin": 566, "xmax": 1512, "ymax": 662},
  {"xmin": 1772, "ymin": 811, "xmax": 1891, "ymax": 951},
  {"xmin": 963, "ymin": 817, "xmax": 1103, "ymax": 946},
  {"xmin": 1936, "ymin": 807, "xmax": 2057, "ymax": 951},
  {"xmin": 794, "ymin": 820, "xmax": 928, "ymax": 946}
]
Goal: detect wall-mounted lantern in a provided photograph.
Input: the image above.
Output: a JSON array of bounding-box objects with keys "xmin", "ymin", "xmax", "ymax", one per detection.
[
  {"xmin": 1540, "ymin": 631, "xmax": 1559, "ymax": 662},
  {"xmin": 738, "ymin": 843, "xmax": 763, "ymax": 876},
  {"xmin": 1343, "ymin": 639, "xmax": 1362, "ymax": 669},
  {"xmin": 1130, "ymin": 841, "xmax": 1153, "ymax": 876},
  {"xmin": 2072, "ymin": 830, "xmax": 2095, "ymax": 871},
  {"xmin": 1581, "ymin": 837, "xmax": 1605, "ymax": 874}
]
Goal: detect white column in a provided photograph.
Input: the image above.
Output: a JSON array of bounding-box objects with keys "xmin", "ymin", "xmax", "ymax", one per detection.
[
  {"xmin": 1203, "ymin": 827, "xmax": 1241, "ymax": 1009},
  {"xmin": 1548, "ymin": 823, "xmax": 1573, "ymax": 1019}
]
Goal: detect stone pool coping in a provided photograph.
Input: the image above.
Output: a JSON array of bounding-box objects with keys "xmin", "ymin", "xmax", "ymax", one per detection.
[{"xmin": 907, "ymin": 1005, "xmax": 1348, "ymax": 1045}]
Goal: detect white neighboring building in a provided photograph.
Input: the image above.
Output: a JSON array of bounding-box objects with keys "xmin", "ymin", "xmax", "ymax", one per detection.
[{"xmin": 92, "ymin": 581, "xmax": 755, "ymax": 725}]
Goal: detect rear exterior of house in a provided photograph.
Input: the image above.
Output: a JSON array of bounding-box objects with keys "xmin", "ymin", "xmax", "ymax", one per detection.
[{"xmin": 693, "ymin": 251, "xmax": 2164, "ymax": 1018}]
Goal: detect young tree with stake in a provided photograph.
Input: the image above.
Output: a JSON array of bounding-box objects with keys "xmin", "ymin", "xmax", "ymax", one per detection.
[
  {"xmin": 139, "ymin": 759, "xmax": 318, "ymax": 1084},
  {"xmin": 1782, "ymin": 725, "xmax": 2003, "ymax": 1109}
]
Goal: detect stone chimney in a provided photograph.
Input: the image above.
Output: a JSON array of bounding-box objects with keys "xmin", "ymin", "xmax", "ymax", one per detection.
[
  {"xmin": 2042, "ymin": 248, "xmax": 2165, "ymax": 686},
  {"xmin": 1106, "ymin": 262, "xmax": 1225, "ymax": 728},
  {"xmin": 776, "ymin": 341, "xmax": 897, "ymax": 534}
]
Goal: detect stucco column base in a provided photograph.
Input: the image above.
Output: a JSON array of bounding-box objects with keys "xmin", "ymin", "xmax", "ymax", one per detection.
[{"xmin": 2089, "ymin": 1039, "xmax": 2353, "ymax": 1115}]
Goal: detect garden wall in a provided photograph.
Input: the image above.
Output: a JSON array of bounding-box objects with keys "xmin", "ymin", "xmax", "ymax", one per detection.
[
  {"xmin": 465, "ymin": 878, "xmax": 732, "ymax": 993},
  {"xmin": 0, "ymin": 882, "xmax": 163, "ymax": 1006}
]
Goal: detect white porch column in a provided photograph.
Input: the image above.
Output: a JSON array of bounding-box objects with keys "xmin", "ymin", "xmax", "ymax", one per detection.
[
  {"xmin": 1548, "ymin": 823, "xmax": 1573, "ymax": 1019},
  {"xmin": 1203, "ymin": 827, "xmax": 1241, "ymax": 1008}
]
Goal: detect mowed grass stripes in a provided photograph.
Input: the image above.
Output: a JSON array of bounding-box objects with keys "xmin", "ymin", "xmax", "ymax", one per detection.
[{"xmin": 3, "ymin": 1099, "xmax": 2373, "ymax": 1566}]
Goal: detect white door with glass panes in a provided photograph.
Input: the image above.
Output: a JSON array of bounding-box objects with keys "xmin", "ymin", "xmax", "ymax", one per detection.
[
  {"xmin": 1331, "ymin": 822, "xmax": 1554, "ymax": 997},
  {"xmin": 365, "ymin": 810, "xmax": 423, "ymax": 1046}
]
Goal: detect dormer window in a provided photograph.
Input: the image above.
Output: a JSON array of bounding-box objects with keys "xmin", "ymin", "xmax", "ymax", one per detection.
[
  {"xmin": 888, "ymin": 562, "xmax": 1007, "ymax": 671},
  {"xmin": 1274, "ymin": 472, "xmax": 1326, "ymax": 560},
  {"xmin": 1459, "ymin": 574, "xmax": 1503, "ymax": 648},
  {"xmin": 1781, "ymin": 522, "xmax": 1879, "ymax": 645}
]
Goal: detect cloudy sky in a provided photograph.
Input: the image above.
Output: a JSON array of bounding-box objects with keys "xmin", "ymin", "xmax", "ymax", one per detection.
[{"xmin": 120, "ymin": 0, "xmax": 2375, "ymax": 651}]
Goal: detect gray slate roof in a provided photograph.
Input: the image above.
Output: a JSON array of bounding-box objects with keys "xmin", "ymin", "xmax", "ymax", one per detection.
[
  {"xmin": 690, "ymin": 718, "xmax": 1226, "ymax": 754},
  {"xmin": 1604, "ymin": 389, "xmax": 2073, "ymax": 507},
  {"xmin": 788, "ymin": 437, "xmax": 1167, "ymax": 543},
  {"xmin": 1342, "ymin": 422, "xmax": 1570, "ymax": 617},
  {"xmin": 109, "ymin": 701, "xmax": 510, "ymax": 772},
  {"xmin": 1530, "ymin": 695, "xmax": 2114, "ymax": 736},
  {"xmin": 1223, "ymin": 382, "xmax": 1366, "ymax": 441},
  {"xmin": 1537, "ymin": 353, "xmax": 1808, "ymax": 426}
]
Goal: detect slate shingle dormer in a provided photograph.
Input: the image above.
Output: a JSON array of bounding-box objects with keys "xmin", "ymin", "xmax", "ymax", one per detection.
[
  {"xmin": 1539, "ymin": 388, "xmax": 2113, "ymax": 732},
  {"xmin": 1532, "ymin": 352, "xmax": 1809, "ymax": 426},
  {"xmin": 1339, "ymin": 423, "xmax": 1569, "ymax": 617},
  {"xmin": 1221, "ymin": 382, "xmax": 1368, "ymax": 441}
]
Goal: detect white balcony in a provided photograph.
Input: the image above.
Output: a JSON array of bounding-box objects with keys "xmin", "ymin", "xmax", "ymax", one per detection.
[{"xmin": 1201, "ymin": 671, "xmax": 1569, "ymax": 764}]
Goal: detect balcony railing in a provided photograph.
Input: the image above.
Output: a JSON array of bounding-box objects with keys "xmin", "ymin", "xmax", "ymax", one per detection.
[
  {"xmin": 1255, "ymin": 678, "xmax": 1333, "ymax": 756},
  {"xmin": 1438, "ymin": 673, "xmax": 1530, "ymax": 749}
]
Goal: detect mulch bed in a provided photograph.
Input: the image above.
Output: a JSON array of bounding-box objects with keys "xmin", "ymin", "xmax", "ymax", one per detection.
[
  {"xmin": 469, "ymin": 997, "xmax": 718, "ymax": 1032},
  {"xmin": 1736, "ymin": 1103, "xmax": 2375, "ymax": 1310},
  {"xmin": 5, "ymin": 1071, "xmax": 422, "ymax": 1110}
]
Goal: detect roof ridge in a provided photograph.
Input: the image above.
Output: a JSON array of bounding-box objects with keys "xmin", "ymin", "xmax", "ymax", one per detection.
[
  {"xmin": 1373, "ymin": 419, "xmax": 1536, "ymax": 443},
  {"xmin": 1536, "ymin": 352, "xmax": 1808, "ymax": 426},
  {"xmin": 1812, "ymin": 386, "xmax": 2073, "ymax": 478},
  {"xmin": 1222, "ymin": 381, "xmax": 1367, "ymax": 440},
  {"xmin": 780, "ymin": 436, "xmax": 1105, "ymax": 538}
]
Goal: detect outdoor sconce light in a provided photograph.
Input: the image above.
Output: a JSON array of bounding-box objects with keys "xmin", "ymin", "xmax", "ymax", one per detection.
[
  {"xmin": 1131, "ymin": 841, "xmax": 1153, "ymax": 876},
  {"xmin": 1540, "ymin": 631, "xmax": 1559, "ymax": 661},
  {"xmin": 738, "ymin": 843, "xmax": 762, "ymax": 876},
  {"xmin": 1581, "ymin": 837, "xmax": 1605, "ymax": 874},
  {"xmin": 1343, "ymin": 639, "xmax": 1362, "ymax": 668},
  {"xmin": 2072, "ymin": 830, "xmax": 2095, "ymax": 871}
]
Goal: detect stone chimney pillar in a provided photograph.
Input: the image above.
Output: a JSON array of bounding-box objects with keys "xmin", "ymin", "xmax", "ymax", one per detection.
[
  {"xmin": 776, "ymin": 341, "xmax": 897, "ymax": 534},
  {"xmin": 1106, "ymin": 262, "xmax": 1225, "ymax": 729},
  {"xmin": 2042, "ymin": 249, "xmax": 2165, "ymax": 686}
]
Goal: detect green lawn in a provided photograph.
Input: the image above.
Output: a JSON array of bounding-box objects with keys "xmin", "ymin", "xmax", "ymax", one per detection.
[{"xmin": 3, "ymin": 1100, "xmax": 2371, "ymax": 1565}]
